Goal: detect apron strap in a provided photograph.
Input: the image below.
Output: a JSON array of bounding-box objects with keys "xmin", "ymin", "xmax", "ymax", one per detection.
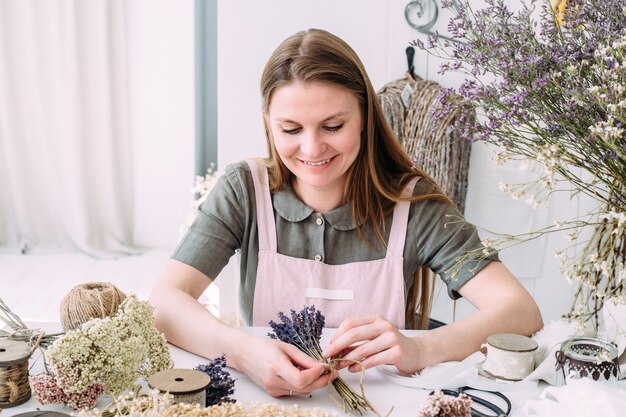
[
  {"xmin": 245, "ymin": 159, "xmax": 277, "ymax": 252},
  {"xmin": 387, "ymin": 177, "xmax": 420, "ymax": 257}
]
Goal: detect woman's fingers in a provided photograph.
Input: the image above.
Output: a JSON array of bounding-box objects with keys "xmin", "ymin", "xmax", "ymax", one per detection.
[
  {"xmin": 323, "ymin": 315, "xmax": 392, "ymax": 359},
  {"xmin": 333, "ymin": 333, "xmax": 395, "ymax": 370},
  {"xmin": 275, "ymin": 342, "xmax": 335, "ymax": 395},
  {"xmin": 285, "ymin": 368, "xmax": 337, "ymax": 396},
  {"xmin": 329, "ymin": 315, "xmax": 379, "ymax": 343},
  {"xmin": 284, "ymin": 343, "xmax": 324, "ymax": 369},
  {"xmin": 323, "ymin": 316, "xmax": 422, "ymax": 373},
  {"xmin": 245, "ymin": 338, "xmax": 335, "ymax": 397},
  {"xmin": 271, "ymin": 362, "xmax": 336, "ymax": 397},
  {"xmin": 265, "ymin": 361, "xmax": 331, "ymax": 397}
]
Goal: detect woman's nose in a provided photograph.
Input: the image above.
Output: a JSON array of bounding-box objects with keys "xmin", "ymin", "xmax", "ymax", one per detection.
[{"xmin": 300, "ymin": 130, "xmax": 326, "ymax": 157}]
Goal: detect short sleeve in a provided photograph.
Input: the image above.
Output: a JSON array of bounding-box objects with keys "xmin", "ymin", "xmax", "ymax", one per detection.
[
  {"xmin": 171, "ymin": 163, "xmax": 249, "ymax": 280},
  {"xmin": 410, "ymin": 181, "xmax": 499, "ymax": 299}
]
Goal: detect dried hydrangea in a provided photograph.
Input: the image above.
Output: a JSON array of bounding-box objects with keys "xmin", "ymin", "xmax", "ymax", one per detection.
[
  {"xmin": 416, "ymin": 389, "xmax": 472, "ymax": 417},
  {"xmin": 47, "ymin": 294, "xmax": 173, "ymax": 396},
  {"xmin": 194, "ymin": 355, "xmax": 236, "ymax": 406}
]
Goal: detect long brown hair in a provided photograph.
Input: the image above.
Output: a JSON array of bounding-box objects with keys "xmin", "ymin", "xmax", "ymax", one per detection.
[{"xmin": 260, "ymin": 29, "xmax": 452, "ymax": 328}]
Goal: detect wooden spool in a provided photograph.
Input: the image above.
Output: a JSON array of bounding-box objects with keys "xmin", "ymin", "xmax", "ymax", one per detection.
[
  {"xmin": 148, "ymin": 368, "xmax": 211, "ymax": 406},
  {"xmin": 481, "ymin": 333, "xmax": 538, "ymax": 381},
  {"xmin": 0, "ymin": 340, "xmax": 33, "ymax": 408},
  {"xmin": 487, "ymin": 333, "xmax": 538, "ymax": 352}
]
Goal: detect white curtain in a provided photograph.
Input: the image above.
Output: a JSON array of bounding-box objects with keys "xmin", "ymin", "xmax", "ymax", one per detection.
[{"xmin": 0, "ymin": 0, "xmax": 138, "ymax": 256}]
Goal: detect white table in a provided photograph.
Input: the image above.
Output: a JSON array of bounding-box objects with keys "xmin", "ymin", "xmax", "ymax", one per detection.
[{"xmin": 3, "ymin": 324, "xmax": 544, "ymax": 416}]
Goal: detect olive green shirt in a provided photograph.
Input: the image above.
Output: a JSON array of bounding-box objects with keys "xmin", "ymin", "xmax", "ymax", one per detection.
[{"xmin": 172, "ymin": 161, "xmax": 498, "ymax": 324}]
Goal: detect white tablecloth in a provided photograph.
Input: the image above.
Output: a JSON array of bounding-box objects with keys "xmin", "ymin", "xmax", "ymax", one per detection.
[{"xmin": 3, "ymin": 324, "xmax": 545, "ymax": 416}]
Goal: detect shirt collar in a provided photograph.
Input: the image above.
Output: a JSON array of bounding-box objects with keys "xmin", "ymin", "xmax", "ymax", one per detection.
[
  {"xmin": 273, "ymin": 183, "xmax": 314, "ymax": 222},
  {"xmin": 273, "ymin": 182, "xmax": 364, "ymax": 230}
]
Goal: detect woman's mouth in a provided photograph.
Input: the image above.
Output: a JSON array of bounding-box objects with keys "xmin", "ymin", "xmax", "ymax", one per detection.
[{"xmin": 301, "ymin": 157, "xmax": 334, "ymax": 166}]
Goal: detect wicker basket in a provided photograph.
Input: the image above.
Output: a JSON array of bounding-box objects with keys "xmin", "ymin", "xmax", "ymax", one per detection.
[{"xmin": 378, "ymin": 72, "xmax": 473, "ymax": 213}]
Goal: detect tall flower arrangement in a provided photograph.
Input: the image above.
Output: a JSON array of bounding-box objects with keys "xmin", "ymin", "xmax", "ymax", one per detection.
[{"xmin": 416, "ymin": 0, "xmax": 626, "ymax": 325}]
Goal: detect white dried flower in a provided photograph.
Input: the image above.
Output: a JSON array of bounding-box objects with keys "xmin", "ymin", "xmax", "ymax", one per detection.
[{"xmin": 48, "ymin": 295, "xmax": 173, "ymax": 396}]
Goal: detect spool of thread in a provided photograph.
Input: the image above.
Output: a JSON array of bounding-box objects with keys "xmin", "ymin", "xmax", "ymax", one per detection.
[
  {"xmin": 481, "ymin": 333, "xmax": 538, "ymax": 381},
  {"xmin": 148, "ymin": 369, "xmax": 211, "ymax": 406},
  {"xmin": 60, "ymin": 282, "xmax": 127, "ymax": 331},
  {"xmin": 13, "ymin": 412, "xmax": 71, "ymax": 417},
  {"xmin": 0, "ymin": 340, "xmax": 33, "ymax": 408}
]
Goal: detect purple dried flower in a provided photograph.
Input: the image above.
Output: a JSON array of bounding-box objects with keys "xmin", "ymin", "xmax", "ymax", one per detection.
[
  {"xmin": 268, "ymin": 306, "xmax": 376, "ymax": 415},
  {"xmin": 419, "ymin": 0, "xmax": 626, "ymax": 325},
  {"xmin": 194, "ymin": 355, "xmax": 236, "ymax": 406},
  {"xmin": 268, "ymin": 305, "xmax": 325, "ymax": 357}
]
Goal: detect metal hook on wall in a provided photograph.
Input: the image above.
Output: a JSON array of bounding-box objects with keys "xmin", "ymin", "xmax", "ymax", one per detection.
[
  {"xmin": 404, "ymin": 0, "xmax": 460, "ymax": 43},
  {"xmin": 406, "ymin": 45, "xmax": 416, "ymax": 76}
]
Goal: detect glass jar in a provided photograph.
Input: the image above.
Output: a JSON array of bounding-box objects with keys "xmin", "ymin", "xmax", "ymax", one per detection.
[{"xmin": 555, "ymin": 337, "xmax": 620, "ymax": 384}]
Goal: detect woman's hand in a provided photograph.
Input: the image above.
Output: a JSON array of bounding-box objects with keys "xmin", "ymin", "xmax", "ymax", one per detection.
[
  {"xmin": 235, "ymin": 336, "xmax": 335, "ymax": 397},
  {"xmin": 320, "ymin": 263, "xmax": 543, "ymax": 378},
  {"xmin": 151, "ymin": 260, "xmax": 336, "ymax": 397},
  {"xmin": 322, "ymin": 315, "xmax": 423, "ymax": 375}
]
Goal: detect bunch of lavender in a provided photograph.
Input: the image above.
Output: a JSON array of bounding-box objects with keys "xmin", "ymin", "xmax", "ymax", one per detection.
[
  {"xmin": 415, "ymin": 0, "xmax": 626, "ymax": 325},
  {"xmin": 194, "ymin": 354, "xmax": 236, "ymax": 406},
  {"xmin": 268, "ymin": 305, "xmax": 376, "ymax": 415}
]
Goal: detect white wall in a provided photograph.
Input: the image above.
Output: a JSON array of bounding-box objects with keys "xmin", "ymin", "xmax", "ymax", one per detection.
[
  {"xmin": 215, "ymin": 0, "xmax": 578, "ymax": 323},
  {"xmin": 127, "ymin": 0, "xmax": 196, "ymax": 248}
]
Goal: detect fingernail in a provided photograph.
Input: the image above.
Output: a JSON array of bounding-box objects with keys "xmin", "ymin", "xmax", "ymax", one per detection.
[{"xmin": 322, "ymin": 349, "xmax": 329, "ymax": 357}]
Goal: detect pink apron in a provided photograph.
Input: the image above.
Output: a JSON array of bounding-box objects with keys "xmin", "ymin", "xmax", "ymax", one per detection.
[{"xmin": 246, "ymin": 159, "xmax": 418, "ymax": 329}]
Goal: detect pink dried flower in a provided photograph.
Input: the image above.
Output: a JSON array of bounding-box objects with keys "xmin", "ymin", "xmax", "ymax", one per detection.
[
  {"xmin": 31, "ymin": 373, "xmax": 104, "ymax": 410},
  {"xmin": 417, "ymin": 389, "xmax": 472, "ymax": 417}
]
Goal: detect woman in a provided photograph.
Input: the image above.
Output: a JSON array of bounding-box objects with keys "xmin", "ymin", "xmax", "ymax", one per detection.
[{"xmin": 149, "ymin": 28, "xmax": 543, "ymax": 397}]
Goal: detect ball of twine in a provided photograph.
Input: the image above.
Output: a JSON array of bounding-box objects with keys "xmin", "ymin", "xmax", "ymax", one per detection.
[{"xmin": 60, "ymin": 282, "xmax": 127, "ymax": 331}]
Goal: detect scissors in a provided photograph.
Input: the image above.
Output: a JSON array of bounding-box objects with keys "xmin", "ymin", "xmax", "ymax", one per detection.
[{"xmin": 429, "ymin": 386, "xmax": 511, "ymax": 417}]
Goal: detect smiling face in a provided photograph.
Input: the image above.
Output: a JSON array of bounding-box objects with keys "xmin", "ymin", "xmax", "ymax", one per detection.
[{"xmin": 267, "ymin": 81, "xmax": 362, "ymax": 211}]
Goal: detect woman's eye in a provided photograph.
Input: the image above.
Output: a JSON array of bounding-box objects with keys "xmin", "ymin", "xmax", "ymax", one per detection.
[
  {"xmin": 281, "ymin": 127, "xmax": 301, "ymax": 134},
  {"xmin": 324, "ymin": 124, "xmax": 343, "ymax": 132}
]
